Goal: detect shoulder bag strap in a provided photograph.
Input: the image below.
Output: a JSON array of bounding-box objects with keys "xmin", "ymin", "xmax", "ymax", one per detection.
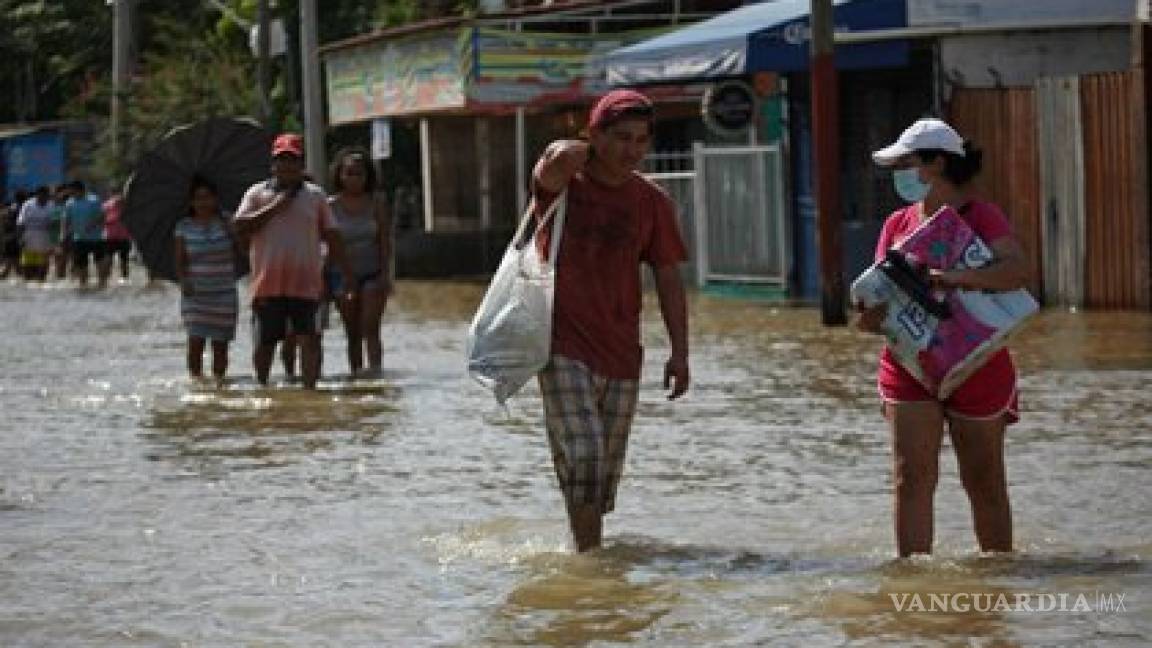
[
  {"xmin": 513, "ymin": 190, "xmax": 566, "ymax": 251},
  {"xmin": 546, "ymin": 191, "xmax": 566, "ymax": 266}
]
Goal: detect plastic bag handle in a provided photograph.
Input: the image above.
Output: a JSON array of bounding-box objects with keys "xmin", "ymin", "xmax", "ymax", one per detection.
[
  {"xmin": 546, "ymin": 193, "xmax": 566, "ymax": 266},
  {"xmin": 513, "ymin": 191, "xmax": 566, "ymax": 261}
]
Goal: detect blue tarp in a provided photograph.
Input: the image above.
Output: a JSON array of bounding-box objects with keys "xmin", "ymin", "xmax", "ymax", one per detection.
[
  {"xmin": 605, "ymin": 0, "xmax": 908, "ymax": 86},
  {"xmin": 2, "ymin": 130, "xmax": 65, "ymax": 197}
]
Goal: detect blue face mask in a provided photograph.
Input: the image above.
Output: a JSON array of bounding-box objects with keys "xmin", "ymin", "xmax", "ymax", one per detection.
[{"xmin": 893, "ymin": 167, "xmax": 930, "ymax": 203}]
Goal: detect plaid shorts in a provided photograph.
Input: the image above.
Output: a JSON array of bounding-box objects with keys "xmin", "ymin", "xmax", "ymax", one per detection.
[{"xmin": 538, "ymin": 355, "xmax": 639, "ymax": 513}]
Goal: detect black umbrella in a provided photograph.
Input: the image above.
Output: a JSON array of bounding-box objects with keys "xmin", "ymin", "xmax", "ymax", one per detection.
[{"xmin": 122, "ymin": 117, "xmax": 274, "ymax": 280}]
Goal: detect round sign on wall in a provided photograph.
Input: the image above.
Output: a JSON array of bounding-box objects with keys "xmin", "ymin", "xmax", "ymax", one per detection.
[{"xmin": 702, "ymin": 81, "xmax": 758, "ymax": 137}]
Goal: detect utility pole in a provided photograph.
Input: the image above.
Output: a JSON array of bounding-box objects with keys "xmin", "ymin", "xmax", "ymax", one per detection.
[
  {"xmin": 299, "ymin": 0, "xmax": 325, "ymax": 182},
  {"xmin": 256, "ymin": 0, "xmax": 272, "ymax": 126},
  {"xmin": 810, "ymin": 0, "xmax": 846, "ymax": 326},
  {"xmin": 111, "ymin": 0, "xmax": 134, "ymax": 176}
]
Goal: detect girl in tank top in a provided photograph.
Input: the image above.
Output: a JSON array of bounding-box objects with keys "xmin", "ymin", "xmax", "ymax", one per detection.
[{"xmin": 327, "ymin": 147, "xmax": 393, "ymax": 377}]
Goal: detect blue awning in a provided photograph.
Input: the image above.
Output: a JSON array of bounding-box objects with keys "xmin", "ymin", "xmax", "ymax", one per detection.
[{"xmin": 605, "ymin": 0, "xmax": 909, "ymax": 86}]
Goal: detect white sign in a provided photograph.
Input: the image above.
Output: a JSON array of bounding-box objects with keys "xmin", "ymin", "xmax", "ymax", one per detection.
[
  {"xmin": 248, "ymin": 18, "xmax": 287, "ymax": 57},
  {"xmin": 908, "ymin": 0, "xmax": 1137, "ymax": 26},
  {"xmin": 371, "ymin": 118, "xmax": 392, "ymax": 160}
]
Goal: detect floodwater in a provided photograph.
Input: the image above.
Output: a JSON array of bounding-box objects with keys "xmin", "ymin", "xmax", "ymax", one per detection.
[{"xmin": 0, "ymin": 274, "xmax": 1149, "ymax": 647}]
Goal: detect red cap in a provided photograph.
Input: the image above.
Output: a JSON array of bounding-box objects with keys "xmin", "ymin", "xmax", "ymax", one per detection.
[
  {"xmin": 271, "ymin": 133, "xmax": 304, "ymax": 157},
  {"xmin": 588, "ymin": 89, "xmax": 653, "ymax": 130}
]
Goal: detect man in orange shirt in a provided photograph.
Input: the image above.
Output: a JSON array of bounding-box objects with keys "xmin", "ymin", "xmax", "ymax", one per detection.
[
  {"xmin": 234, "ymin": 133, "xmax": 353, "ymax": 389},
  {"xmin": 532, "ymin": 89, "xmax": 691, "ymax": 552}
]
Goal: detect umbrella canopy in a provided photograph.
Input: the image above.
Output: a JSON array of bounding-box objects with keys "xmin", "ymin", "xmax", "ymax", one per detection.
[
  {"xmin": 122, "ymin": 117, "xmax": 275, "ymax": 280},
  {"xmin": 603, "ymin": 0, "xmax": 907, "ymax": 86}
]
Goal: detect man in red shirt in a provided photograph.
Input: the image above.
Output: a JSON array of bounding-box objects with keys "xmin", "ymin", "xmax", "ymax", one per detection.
[{"xmin": 533, "ymin": 89, "xmax": 690, "ymax": 552}]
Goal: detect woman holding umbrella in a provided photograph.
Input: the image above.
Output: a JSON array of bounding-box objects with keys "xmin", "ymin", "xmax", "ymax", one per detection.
[{"xmin": 173, "ymin": 175, "xmax": 241, "ymax": 383}]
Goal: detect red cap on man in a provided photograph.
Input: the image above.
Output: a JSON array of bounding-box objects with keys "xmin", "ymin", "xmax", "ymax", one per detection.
[
  {"xmin": 588, "ymin": 89, "xmax": 653, "ymax": 130},
  {"xmin": 271, "ymin": 133, "xmax": 304, "ymax": 157}
]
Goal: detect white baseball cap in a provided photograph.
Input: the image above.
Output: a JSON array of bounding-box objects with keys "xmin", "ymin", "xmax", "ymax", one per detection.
[{"xmin": 872, "ymin": 118, "xmax": 965, "ymax": 166}]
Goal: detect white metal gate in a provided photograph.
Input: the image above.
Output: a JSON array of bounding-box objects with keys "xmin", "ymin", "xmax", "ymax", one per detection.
[
  {"xmin": 645, "ymin": 152, "xmax": 699, "ymax": 285},
  {"xmin": 691, "ymin": 142, "xmax": 789, "ymax": 288}
]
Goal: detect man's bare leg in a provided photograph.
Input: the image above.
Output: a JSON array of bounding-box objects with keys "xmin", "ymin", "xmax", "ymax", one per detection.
[
  {"xmin": 96, "ymin": 257, "xmax": 111, "ymax": 289},
  {"xmin": 280, "ymin": 335, "xmax": 297, "ymax": 378},
  {"xmin": 254, "ymin": 344, "xmax": 275, "ymax": 386},
  {"xmin": 300, "ymin": 333, "xmax": 321, "ymax": 390},
  {"xmin": 566, "ymin": 502, "xmax": 603, "ymax": 552}
]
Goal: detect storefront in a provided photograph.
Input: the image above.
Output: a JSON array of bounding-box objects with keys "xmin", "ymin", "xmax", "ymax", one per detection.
[
  {"xmin": 603, "ymin": 0, "xmax": 920, "ymax": 300},
  {"xmin": 324, "ymin": 18, "xmax": 707, "ymax": 274}
]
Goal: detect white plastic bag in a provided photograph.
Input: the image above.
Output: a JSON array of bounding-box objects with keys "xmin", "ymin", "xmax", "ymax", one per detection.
[{"xmin": 466, "ymin": 193, "xmax": 566, "ymax": 404}]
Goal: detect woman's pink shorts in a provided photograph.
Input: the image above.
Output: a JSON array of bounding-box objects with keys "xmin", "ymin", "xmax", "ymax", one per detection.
[{"xmin": 878, "ymin": 348, "xmax": 1019, "ymax": 424}]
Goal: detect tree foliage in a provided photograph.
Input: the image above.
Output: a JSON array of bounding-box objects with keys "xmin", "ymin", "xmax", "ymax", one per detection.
[
  {"xmin": 0, "ymin": 0, "xmax": 113, "ymax": 122},
  {"xmin": 65, "ymin": 15, "xmax": 262, "ymax": 181},
  {"xmin": 1, "ymin": 0, "xmax": 480, "ymax": 182}
]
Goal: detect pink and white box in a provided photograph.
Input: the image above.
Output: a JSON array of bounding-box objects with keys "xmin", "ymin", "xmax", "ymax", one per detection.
[{"xmin": 851, "ymin": 206, "xmax": 1039, "ymax": 398}]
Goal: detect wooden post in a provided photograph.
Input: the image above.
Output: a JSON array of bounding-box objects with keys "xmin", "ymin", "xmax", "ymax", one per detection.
[{"xmin": 810, "ymin": 0, "xmax": 846, "ymax": 325}]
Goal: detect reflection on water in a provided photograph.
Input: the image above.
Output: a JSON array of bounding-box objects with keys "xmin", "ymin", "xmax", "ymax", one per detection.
[
  {"xmin": 493, "ymin": 551, "xmax": 677, "ymax": 648},
  {"xmin": 0, "ymin": 277, "xmax": 1148, "ymax": 646},
  {"xmin": 143, "ymin": 380, "xmax": 402, "ymax": 474}
]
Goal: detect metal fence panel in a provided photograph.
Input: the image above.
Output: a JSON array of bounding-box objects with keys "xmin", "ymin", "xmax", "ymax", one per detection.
[
  {"xmin": 646, "ymin": 170, "xmax": 698, "ymax": 285},
  {"xmin": 693, "ymin": 143, "xmax": 788, "ymax": 285}
]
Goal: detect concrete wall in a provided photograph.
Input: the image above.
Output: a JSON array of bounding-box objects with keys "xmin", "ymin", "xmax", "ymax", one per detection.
[
  {"xmin": 940, "ymin": 28, "xmax": 1132, "ymax": 89},
  {"xmin": 909, "ymin": 0, "xmax": 1139, "ymax": 26}
]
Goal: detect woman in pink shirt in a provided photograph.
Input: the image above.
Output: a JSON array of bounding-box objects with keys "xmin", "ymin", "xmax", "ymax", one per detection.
[
  {"xmin": 103, "ymin": 189, "xmax": 132, "ymax": 282},
  {"xmin": 857, "ymin": 119, "xmax": 1030, "ymax": 557}
]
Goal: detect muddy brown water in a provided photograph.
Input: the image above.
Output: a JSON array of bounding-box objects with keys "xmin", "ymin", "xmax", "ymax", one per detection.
[{"xmin": 0, "ymin": 276, "xmax": 1148, "ymax": 646}]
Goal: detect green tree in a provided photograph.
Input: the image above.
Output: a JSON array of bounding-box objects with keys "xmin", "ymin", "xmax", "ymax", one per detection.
[
  {"xmin": 4, "ymin": 0, "xmax": 475, "ymax": 181},
  {"xmin": 64, "ymin": 11, "xmax": 260, "ymax": 182},
  {"xmin": 0, "ymin": 0, "xmax": 113, "ymax": 122}
]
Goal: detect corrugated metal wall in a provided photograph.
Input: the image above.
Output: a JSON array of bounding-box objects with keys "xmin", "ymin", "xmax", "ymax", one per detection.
[
  {"xmin": 948, "ymin": 87, "xmax": 1044, "ymax": 299},
  {"xmin": 1080, "ymin": 72, "xmax": 1151, "ymax": 309},
  {"xmin": 948, "ymin": 70, "xmax": 1151, "ymax": 310}
]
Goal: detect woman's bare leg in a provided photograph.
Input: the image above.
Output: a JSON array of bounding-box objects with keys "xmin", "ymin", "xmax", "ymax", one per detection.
[
  {"xmin": 359, "ymin": 286, "xmax": 385, "ymax": 372},
  {"xmin": 888, "ymin": 401, "xmax": 946, "ymax": 557},
  {"xmin": 210, "ymin": 340, "xmax": 229, "ymax": 382},
  {"xmin": 336, "ymin": 295, "xmax": 362, "ymax": 375},
  {"xmin": 949, "ymin": 414, "xmax": 1013, "ymax": 553},
  {"xmin": 187, "ymin": 336, "xmax": 205, "ymax": 378}
]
